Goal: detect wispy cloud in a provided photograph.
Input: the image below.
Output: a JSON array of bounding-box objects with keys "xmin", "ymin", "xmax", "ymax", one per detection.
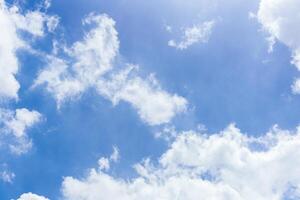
[{"xmin": 168, "ymin": 20, "xmax": 215, "ymax": 50}]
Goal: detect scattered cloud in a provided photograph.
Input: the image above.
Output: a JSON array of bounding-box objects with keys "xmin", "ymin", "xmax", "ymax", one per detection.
[
  {"xmin": 97, "ymin": 65, "xmax": 188, "ymax": 125},
  {"xmin": 292, "ymin": 79, "xmax": 300, "ymax": 94},
  {"xmin": 60, "ymin": 124, "xmax": 300, "ymax": 200},
  {"xmin": 168, "ymin": 20, "xmax": 215, "ymax": 50},
  {"xmin": 0, "ymin": 170, "xmax": 15, "ymax": 183},
  {"xmin": 33, "ymin": 13, "xmax": 119, "ymax": 107},
  {"xmin": 98, "ymin": 157, "xmax": 110, "ymax": 171},
  {"xmin": 0, "ymin": 0, "xmax": 58, "ymax": 100},
  {"xmin": 34, "ymin": 14, "xmax": 188, "ymax": 125},
  {"xmin": 98, "ymin": 146, "xmax": 120, "ymax": 171},
  {"xmin": 110, "ymin": 146, "xmax": 120, "ymax": 162},
  {"xmin": 0, "ymin": 108, "xmax": 42, "ymax": 154},
  {"xmin": 0, "ymin": 0, "xmax": 53, "ymax": 156}
]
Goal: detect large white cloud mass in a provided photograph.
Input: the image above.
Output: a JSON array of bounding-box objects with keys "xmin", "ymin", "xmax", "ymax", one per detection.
[
  {"xmin": 59, "ymin": 124, "xmax": 300, "ymax": 200},
  {"xmin": 34, "ymin": 14, "xmax": 187, "ymax": 125},
  {"xmin": 257, "ymin": 0, "xmax": 300, "ymax": 93}
]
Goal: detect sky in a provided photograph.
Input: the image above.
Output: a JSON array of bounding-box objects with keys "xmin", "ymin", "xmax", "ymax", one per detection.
[{"xmin": 1, "ymin": 0, "xmax": 300, "ymax": 199}]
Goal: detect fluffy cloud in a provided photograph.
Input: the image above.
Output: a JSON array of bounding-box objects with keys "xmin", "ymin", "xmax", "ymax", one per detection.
[
  {"xmin": 17, "ymin": 193, "xmax": 49, "ymax": 200},
  {"xmin": 34, "ymin": 14, "xmax": 119, "ymax": 106},
  {"xmin": 168, "ymin": 20, "xmax": 215, "ymax": 50},
  {"xmin": 33, "ymin": 57, "xmax": 85, "ymax": 106},
  {"xmin": 97, "ymin": 66, "xmax": 187, "ymax": 125},
  {"xmin": 61, "ymin": 124, "xmax": 300, "ymax": 200},
  {"xmin": 34, "ymin": 14, "xmax": 187, "ymax": 125},
  {"xmin": 0, "ymin": 0, "xmax": 57, "ymax": 99},
  {"xmin": 0, "ymin": 108, "xmax": 42, "ymax": 154},
  {"xmin": 256, "ymin": 0, "xmax": 300, "ymax": 93}
]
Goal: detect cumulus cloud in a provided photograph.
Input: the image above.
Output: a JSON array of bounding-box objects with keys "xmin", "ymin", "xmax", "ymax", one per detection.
[
  {"xmin": 33, "ymin": 14, "xmax": 119, "ymax": 106},
  {"xmin": 17, "ymin": 193, "xmax": 49, "ymax": 200},
  {"xmin": 97, "ymin": 66, "xmax": 187, "ymax": 125},
  {"xmin": 168, "ymin": 20, "xmax": 215, "ymax": 50},
  {"xmin": 257, "ymin": 0, "xmax": 300, "ymax": 93},
  {"xmin": 34, "ymin": 14, "xmax": 187, "ymax": 125},
  {"xmin": 0, "ymin": 0, "xmax": 58, "ymax": 100},
  {"xmin": 60, "ymin": 124, "xmax": 300, "ymax": 200},
  {"xmin": 0, "ymin": 108, "xmax": 42, "ymax": 154}
]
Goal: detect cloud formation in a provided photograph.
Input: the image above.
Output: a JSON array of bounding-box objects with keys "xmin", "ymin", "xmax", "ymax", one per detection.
[
  {"xmin": 0, "ymin": 108, "xmax": 42, "ymax": 154},
  {"xmin": 60, "ymin": 124, "xmax": 300, "ymax": 200},
  {"xmin": 0, "ymin": 0, "xmax": 52, "ymax": 183},
  {"xmin": 34, "ymin": 14, "xmax": 119, "ymax": 106},
  {"xmin": 97, "ymin": 66, "xmax": 187, "ymax": 125},
  {"xmin": 98, "ymin": 146, "xmax": 120, "ymax": 171},
  {"xmin": 256, "ymin": 0, "xmax": 300, "ymax": 93},
  {"xmin": 0, "ymin": 0, "xmax": 57, "ymax": 99},
  {"xmin": 34, "ymin": 14, "xmax": 187, "ymax": 125},
  {"xmin": 0, "ymin": 170, "xmax": 15, "ymax": 183},
  {"xmin": 168, "ymin": 20, "xmax": 215, "ymax": 50}
]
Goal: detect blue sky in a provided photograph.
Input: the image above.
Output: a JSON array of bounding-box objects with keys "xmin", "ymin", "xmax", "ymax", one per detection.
[{"xmin": 1, "ymin": 0, "xmax": 300, "ymax": 199}]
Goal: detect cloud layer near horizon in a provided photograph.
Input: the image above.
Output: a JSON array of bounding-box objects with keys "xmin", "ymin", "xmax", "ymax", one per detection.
[{"xmin": 57, "ymin": 124, "xmax": 300, "ymax": 200}]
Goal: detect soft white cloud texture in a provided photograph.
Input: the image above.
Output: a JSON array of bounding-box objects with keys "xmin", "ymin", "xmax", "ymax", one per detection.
[
  {"xmin": 17, "ymin": 193, "xmax": 49, "ymax": 200},
  {"xmin": 61, "ymin": 124, "xmax": 300, "ymax": 200},
  {"xmin": 97, "ymin": 66, "xmax": 187, "ymax": 125},
  {"xmin": 0, "ymin": 0, "xmax": 57, "ymax": 99},
  {"xmin": 0, "ymin": 108, "xmax": 42, "ymax": 154},
  {"xmin": 34, "ymin": 14, "xmax": 187, "ymax": 125},
  {"xmin": 257, "ymin": 0, "xmax": 300, "ymax": 93},
  {"xmin": 98, "ymin": 146, "xmax": 120, "ymax": 171},
  {"xmin": 34, "ymin": 14, "xmax": 119, "ymax": 106},
  {"xmin": 168, "ymin": 20, "xmax": 215, "ymax": 50}
]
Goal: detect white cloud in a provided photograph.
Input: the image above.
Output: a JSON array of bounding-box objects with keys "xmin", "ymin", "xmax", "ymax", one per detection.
[
  {"xmin": 257, "ymin": 0, "xmax": 300, "ymax": 69},
  {"xmin": 98, "ymin": 146, "xmax": 120, "ymax": 171},
  {"xmin": 168, "ymin": 20, "xmax": 215, "ymax": 50},
  {"xmin": 34, "ymin": 14, "xmax": 119, "ymax": 107},
  {"xmin": 35, "ymin": 14, "xmax": 188, "ymax": 125},
  {"xmin": 292, "ymin": 79, "xmax": 300, "ymax": 94},
  {"xmin": 257, "ymin": 0, "xmax": 300, "ymax": 93},
  {"xmin": 17, "ymin": 193, "xmax": 49, "ymax": 200},
  {"xmin": 97, "ymin": 66, "xmax": 188, "ymax": 125},
  {"xmin": 61, "ymin": 124, "xmax": 300, "ymax": 200},
  {"xmin": 0, "ymin": 108, "xmax": 42, "ymax": 154},
  {"xmin": 4, "ymin": 108, "xmax": 42, "ymax": 138},
  {"xmin": 110, "ymin": 146, "xmax": 120, "ymax": 162},
  {"xmin": 0, "ymin": 170, "xmax": 15, "ymax": 183},
  {"xmin": 33, "ymin": 57, "xmax": 85, "ymax": 106},
  {"xmin": 98, "ymin": 157, "xmax": 110, "ymax": 171},
  {"xmin": 0, "ymin": 0, "xmax": 57, "ymax": 100}
]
